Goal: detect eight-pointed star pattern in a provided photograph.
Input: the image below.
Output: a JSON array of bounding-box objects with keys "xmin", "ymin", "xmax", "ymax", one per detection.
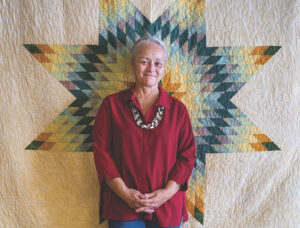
[{"xmin": 24, "ymin": 0, "xmax": 281, "ymax": 224}]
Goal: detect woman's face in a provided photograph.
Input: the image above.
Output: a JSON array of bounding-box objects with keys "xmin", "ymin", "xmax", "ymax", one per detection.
[{"xmin": 133, "ymin": 42, "xmax": 166, "ymax": 88}]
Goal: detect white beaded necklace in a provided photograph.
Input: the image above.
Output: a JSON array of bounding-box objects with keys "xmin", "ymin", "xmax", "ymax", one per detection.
[{"xmin": 129, "ymin": 102, "xmax": 165, "ymax": 129}]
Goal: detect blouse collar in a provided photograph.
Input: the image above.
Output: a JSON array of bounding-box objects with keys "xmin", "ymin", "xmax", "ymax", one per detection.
[{"xmin": 124, "ymin": 84, "xmax": 171, "ymax": 110}]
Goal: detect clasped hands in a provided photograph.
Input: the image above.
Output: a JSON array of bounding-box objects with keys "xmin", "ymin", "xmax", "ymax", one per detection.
[
  {"xmin": 105, "ymin": 177, "xmax": 180, "ymax": 214},
  {"xmin": 123, "ymin": 188, "xmax": 171, "ymax": 214}
]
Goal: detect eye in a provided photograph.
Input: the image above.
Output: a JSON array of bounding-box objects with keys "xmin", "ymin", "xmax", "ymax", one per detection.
[
  {"xmin": 139, "ymin": 60, "xmax": 148, "ymax": 65},
  {"xmin": 155, "ymin": 62, "xmax": 163, "ymax": 68}
]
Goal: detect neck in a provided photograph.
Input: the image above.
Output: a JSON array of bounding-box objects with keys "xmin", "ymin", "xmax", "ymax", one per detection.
[{"xmin": 134, "ymin": 84, "xmax": 160, "ymax": 99}]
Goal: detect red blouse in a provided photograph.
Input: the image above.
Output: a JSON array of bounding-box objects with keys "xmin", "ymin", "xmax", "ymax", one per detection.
[{"xmin": 93, "ymin": 85, "xmax": 196, "ymax": 227}]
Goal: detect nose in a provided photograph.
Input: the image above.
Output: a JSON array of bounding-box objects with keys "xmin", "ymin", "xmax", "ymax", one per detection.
[{"xmin": 147, "ymin": 62, "xmax": 156, "ymax": 71}]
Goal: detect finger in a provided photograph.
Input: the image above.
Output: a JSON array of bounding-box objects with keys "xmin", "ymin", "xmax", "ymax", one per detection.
[
  {"xmin": 136, "ymin": 192, "xmax": 147, "ymax": 199},
  {"xmin": 134, "ymin": 200, "xmax": 146, "ymax": 208},
  {"xmin": 133, "ymin": 193, "xmax": 145, "ymax": 201},
  {"xmin": 143, "ymin": 208, "xmax": 155, "ymax": 214},
  {"xmin": 135, "ymin": 207, "xmax": 146, "ymax": 213},
  {"xmin": 138, "ymin": 198, "xmax": 152, "ymax": 204},
  {"xmin": 145, "ymin": 192, "xmax": 156, "ymax": 199},
  {"xmin": 135, "ymin": 207, "xmax": 155, "ymax": 214}
]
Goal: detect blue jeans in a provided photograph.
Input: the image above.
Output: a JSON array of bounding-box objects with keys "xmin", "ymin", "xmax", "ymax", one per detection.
[{"xmin": 108, "ymin": 217, "xmax": 182, "ymax": 228}]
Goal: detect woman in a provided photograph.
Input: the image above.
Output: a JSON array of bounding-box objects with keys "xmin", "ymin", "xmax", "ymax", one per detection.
[{"xmin": 93, "ymin": 36, "xmax": 196, "ymax": 228}]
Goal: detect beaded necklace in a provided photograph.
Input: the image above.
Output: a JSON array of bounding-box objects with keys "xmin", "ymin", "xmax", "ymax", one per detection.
[{"xmin": 129, "ymin": 102, "xmax": 165, "ymax": 129}]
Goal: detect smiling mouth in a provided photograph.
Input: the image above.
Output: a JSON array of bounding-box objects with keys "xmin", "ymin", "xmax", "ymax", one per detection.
[{"xmin": 145, "ymin": 75, "xmax": 156, "ymax": 77}]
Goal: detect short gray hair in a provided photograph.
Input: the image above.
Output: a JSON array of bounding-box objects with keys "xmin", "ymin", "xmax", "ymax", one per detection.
[{"xmin": 131, "ymin": 36, "xmax": 168, "ymax": 63}]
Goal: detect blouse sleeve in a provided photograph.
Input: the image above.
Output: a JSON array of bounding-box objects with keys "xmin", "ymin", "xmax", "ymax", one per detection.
[
  {"xmin": 93, "ymin": 97, "xmax": 121, "ymax": 185},
  {"xmin": 168, "ymin": 105, "xmax": 196, "ymax": 191}
]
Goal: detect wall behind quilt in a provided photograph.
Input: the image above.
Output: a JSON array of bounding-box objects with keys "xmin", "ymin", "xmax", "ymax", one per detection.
[{"xmin": 0, "ymin": 0, "xmax": 299, "ymax": 227}]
